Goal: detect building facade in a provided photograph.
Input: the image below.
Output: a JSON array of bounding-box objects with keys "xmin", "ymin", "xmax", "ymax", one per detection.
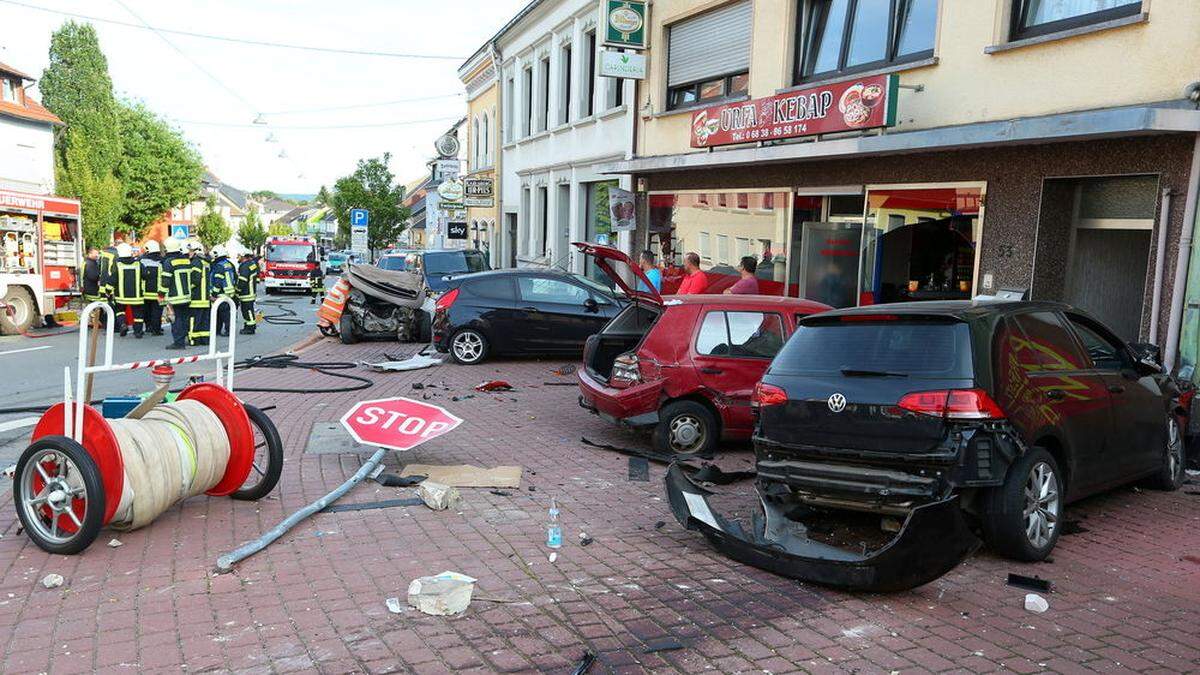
[
  {"xmin": 459, "ymin": 46, "xmax": 502, "ymax": 267},
  {"xmin": 0, "ymin": 61, "xmax": 60, "ymax": 195},
  {"xmin": 605, "ymin": 0, "xmax": 1200, "ymax": 368},
  {"xmin": 496, "ymin": 0, "xmax": 637, "ymax": 276}
]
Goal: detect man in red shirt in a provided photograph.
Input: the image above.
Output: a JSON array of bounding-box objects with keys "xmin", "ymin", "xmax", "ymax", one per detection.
[{"xmin": 675, "ymin": 252, "xmax": 709, "ymax": 294}]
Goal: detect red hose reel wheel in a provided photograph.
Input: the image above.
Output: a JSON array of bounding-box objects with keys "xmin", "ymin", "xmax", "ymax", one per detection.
[
  {"xmin": 177, "ymin": 383, "xmax": 255, "ymax": 496},
  {"xmin": 30, "ymin": 403, "xmax": 124, "ymax": 528}
]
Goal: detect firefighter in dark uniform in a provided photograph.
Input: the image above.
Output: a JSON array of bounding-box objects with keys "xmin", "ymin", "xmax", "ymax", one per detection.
[
  {"xmin": 81, "ymin": 246, "xmax": 105, "ymax": 325},
  {"xmin": 139, "ymin": 239, "xmax": 164, "ymax": 336},
  {"xmin": 187, "ymin": 240, "xmax": 212, "ymax": 346},
  {"xmin": 160, "ymin": 237, "xmax": 192, "ymax": 350},
  {"xmin": 113, "ymin": 243, "xmax": 145, "ymax": 338},
  {"xmin": 308, "ymin": 251, "xmax": 324, "ymax": 304},
  {"xmin": 210, "ymin": 244, "xmax": 237, "ymax": 337},
  {"xmin": 99, "ymin": 237, "xmax": 122, "ymax": 332},
  {"xmin": 236, "ymin": 247, "xmax": 260, "ymax": 335}
]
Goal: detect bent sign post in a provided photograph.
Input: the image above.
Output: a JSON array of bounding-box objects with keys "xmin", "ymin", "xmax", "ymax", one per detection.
[{"xmin": 342, "ymin": 397, "xmax": 464, "ymax": 451}]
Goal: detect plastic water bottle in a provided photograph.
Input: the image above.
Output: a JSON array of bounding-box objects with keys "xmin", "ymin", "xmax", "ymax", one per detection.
[{"xmin": 546, "ymin": 498, "xmax": 562, "ymax": 549}]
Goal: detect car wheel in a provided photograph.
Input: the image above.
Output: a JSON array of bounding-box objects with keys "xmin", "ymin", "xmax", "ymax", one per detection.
[
  {"xmin": 0, "ymin": 286, "xmax": 35, "ymax": 335},
  {"xmin": 449, "ymin": 328, "xmax": 488, "ymax": 365},
  {"xmin": 1148, "ymin": 415, "xmax": 1185, "ymax": 491},
  {"xmin": 983, "ymin": 447, "xmax": 1063, "ymax": 562},
  {"xmin": 653, "ymin": 400, "xmax": 718, "ymax": 458},
  {"xmin": 339, "ymin": 312, "xmax": 359, "ymax": 345}
]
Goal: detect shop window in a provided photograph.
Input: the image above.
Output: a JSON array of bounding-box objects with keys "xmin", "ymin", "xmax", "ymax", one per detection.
[
  {"xmin": 1011, "ymin": 0, "xmax": 1141, "ymax": 41},
  {"xmin": 667, "ymin": 1, "xmax": 752, "ymax": 110},
  {"xmin": 796, "ymin": 0, "xmax": 937, "ymax": 83}
]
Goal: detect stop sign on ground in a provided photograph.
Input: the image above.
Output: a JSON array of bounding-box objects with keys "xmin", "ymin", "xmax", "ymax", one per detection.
[{"xmin": 341, "ymin": 397, "xmax": 463, "ymax": 451}]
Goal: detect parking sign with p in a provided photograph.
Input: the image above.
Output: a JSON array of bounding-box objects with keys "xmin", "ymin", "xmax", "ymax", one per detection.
[{"xmin": 350, "ymin": 209, "xmax": 369, "ymax": 227}]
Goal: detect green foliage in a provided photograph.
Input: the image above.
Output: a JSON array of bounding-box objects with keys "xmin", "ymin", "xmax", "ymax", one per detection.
[
  {"xmin": 237, "ymin": 208, "xmax": 268, "ymax": 255},
  {"xmin": 116, "ymin": 101, "xmax": 203, "ymax": 237},
  {"xmin": 250, "ymin": 190, "xmax": 279, "ymax": 202},
  {"xmin": 268, "ymin": 222, "xmax": 294, "ymax": 236},
  {"xmin": 195, "ymin": 195, "xmax": 231, "ymax": 249},
  {"xmin": 316, "ymin": 185, "xmax": 331, "ymax": 205},
  {"xmin": 41, "ymin": 21, "xmax": 124, "ymax": 245},
  {"xmin": 329, "ymin": 154, "xmax": 409, "ymax": 252}
]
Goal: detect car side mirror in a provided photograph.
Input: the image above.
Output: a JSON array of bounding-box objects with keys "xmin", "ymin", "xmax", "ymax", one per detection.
[
  {"xmin": 1129, "ymin": 342, "xmax": 1163, "ymax": 372},
  {"xmin": 583, "ymin": 298, "xmax": 599, "ymax": 313}
]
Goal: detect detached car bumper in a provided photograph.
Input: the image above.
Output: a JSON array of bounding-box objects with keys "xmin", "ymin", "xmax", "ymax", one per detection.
[
  {"xmin": 664, "ymin": 464, "xmax": 979, "ymax": 592},
  {"xmin": 577, "ymin": 368, "xmax": 662, "ymax": 428}
]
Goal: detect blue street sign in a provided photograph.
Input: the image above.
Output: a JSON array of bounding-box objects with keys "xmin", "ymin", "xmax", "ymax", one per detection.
[
  {"xmin": 170, "ymin": 224, "xmax": 189, "ymax": 239},
  {"xmin": 350, "ymin": 209, "xmax": 369, "ymax": 227}
]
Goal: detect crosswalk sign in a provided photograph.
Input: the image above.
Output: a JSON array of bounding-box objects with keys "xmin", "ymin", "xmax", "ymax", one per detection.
[{"xmin": 170, "ymin": 224, "xmax": 189, "ymax": 239}]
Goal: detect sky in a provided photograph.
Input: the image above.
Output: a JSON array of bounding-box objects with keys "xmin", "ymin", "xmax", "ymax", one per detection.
[{"xmin": 0, "ymin": 0, "xmax": 529, "ymax": 194}]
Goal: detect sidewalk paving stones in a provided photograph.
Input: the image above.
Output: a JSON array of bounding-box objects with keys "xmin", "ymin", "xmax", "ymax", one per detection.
[{"xmin": 2, "ymin": 337, "xmax": 1199, "ymax": 672}]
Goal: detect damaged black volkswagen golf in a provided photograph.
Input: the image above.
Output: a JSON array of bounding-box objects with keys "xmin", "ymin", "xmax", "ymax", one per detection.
[{"xmin": 666, "ymin": 300, "xmax": 1191, "ymax": 592}]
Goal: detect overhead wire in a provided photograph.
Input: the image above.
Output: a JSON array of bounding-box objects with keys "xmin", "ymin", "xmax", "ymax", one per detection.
[
  {"xmin": 0, "ymin": 0, "xmax": 467, "ymax": 60},
  {"xmin": 172, "ymin": 115, "xmax": 464, "ymax": 131},
  {"xmin": 260, "ymin": 93, "xmax": 465, "ymax": 117}
]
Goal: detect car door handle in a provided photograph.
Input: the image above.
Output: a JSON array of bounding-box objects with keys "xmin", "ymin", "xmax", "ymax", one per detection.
[
  {"xmin": 1045, "ymin": 389, "xmax": 1066, "ymax": 400},
  {"xmin": 699, "ymin": 367, "xmax": 723, "ymax": 375},
  {"xmin": 521, "ymin": 306, "xmax": 539, "ymax": 312},
  {"xmin": 1108, "ymin": 385, "xmax": 1126, "ymax": 394}
]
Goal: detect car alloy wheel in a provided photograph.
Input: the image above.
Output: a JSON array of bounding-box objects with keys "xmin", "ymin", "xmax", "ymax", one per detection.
[
  {"xmin": 1023, "ymin": 461, "xmax": 1060, "ymax": 550},
  {"xmin": 452, "ymin": 331, "xmax": 484, "ymax": 364},
  {"xmin": 668, "ymin": 414, "xmax": 706, "ymax": 454}
]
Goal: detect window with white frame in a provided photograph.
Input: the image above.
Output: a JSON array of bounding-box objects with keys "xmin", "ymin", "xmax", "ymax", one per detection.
[
  {"xmin": 481, "ymin": 111, "xmax": 490, "ymax": 166},
  {"xmin": 796, "ymin": 0, "xmax": 938, "ymax": 83},
  {"xmin": 605, "ymin": 53, "xmax": 626, "ymax": 110},
  {"xmin": 666, "ymin": 1, "xmax": 752, "ymax": 110},
  {"xmin": 0, "ymin": 77, "xmax": 19, "ymax": 103},
  {"xmin": 504, "ymin": 75, "xmax": 515, "ymax": 142},
  {"xmin": 538, "ymin": 55, "xmax": 550, "ymax": 132},
  {"xmin": 522, "ymin": 65, "xmax": 534, "ymax": 137},
  {"xmin": 471, "ymin": 116, "xmax": 480, "ymax": 169},
  {"xmin": 1009, "ymin": 0, "xmax": 1140, "ymax": 40},
  {"xmin": 583, "ymin": 30, "xmax": 597, "ymax": 117},
  {"xmin": 559, "ymin": 42, "xmax": 573, "ymax": 124}
]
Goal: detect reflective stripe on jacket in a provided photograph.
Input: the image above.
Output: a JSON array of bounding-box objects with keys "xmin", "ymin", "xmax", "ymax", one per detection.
[
  {"xmin": 140, "ymin": 253, "xmax": 162, "ymax": 299},
  {"xmin": 210, "ymin": 257, "xmax": 237, "ymax": 297},
  {"xmin": 190, "ymin": 257, "xmax": 211, "ymax": 308},
  {"xmin": 114, "ymin": 259, "xmax": 144, "ymax": 304},
  {"xmin": 160, "ymin": 253, "xmax": 192, "ymax": 305},
  {"xmin": 236, "ymin": 259, "xmax": 260, "ymax": 301}
]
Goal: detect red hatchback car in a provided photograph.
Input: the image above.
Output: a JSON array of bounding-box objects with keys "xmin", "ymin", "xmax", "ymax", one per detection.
[{"xmin": 576, "ymin": 243, "xmax": 830, "ymax": 456}]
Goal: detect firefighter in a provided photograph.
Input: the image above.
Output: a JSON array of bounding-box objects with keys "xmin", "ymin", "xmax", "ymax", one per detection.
[
  {"xmin": 139, "ymin": 240, "xmax": 164, "ymax": 336},
  {"xmin": 187, "ymin": 240, "xmax": 212, "ymax": 346},
  {"xmin": 113, "ymin": 243, "xmax": 145, "ymax": 338},
  {"xmin": 160, "ymin": 237, "xmax": 192, "ymax": 350},
  {"xmin": 236, "ymin": 246, "xmax": 260, "ymax": 335},
  {"xmin": 82, "ymin": 246, "xmax": 103, "ymax": 304},
  {"xmin": 99, "ymin": 235, "xmax": 122, "ymax": 332},
  {"xmin": 308, "ymin": 251, "xmax": 324, "ymax": 304},
  {"xmin": 210, "ymin": 244, "xmax": 237, "ymax": 337}
]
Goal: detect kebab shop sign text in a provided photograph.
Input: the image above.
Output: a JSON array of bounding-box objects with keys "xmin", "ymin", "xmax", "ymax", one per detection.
[{"xmin": 690, "ymin": 74, "xmax": 898, "ymax": 148}]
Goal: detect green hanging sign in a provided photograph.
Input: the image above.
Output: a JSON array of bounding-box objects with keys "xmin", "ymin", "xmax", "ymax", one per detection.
[{"xmin": 602, "ymin": 0, "xmax": 647, "ymax": 50}]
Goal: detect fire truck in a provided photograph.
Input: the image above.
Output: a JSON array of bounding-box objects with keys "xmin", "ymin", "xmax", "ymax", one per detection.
[
  {"xmin": 262, "ymin": 235, "xmax": 323, "ymax": 294},
  {"xmin": 0, "ymin": 189, "xmax": 83, "ymax": 334}
]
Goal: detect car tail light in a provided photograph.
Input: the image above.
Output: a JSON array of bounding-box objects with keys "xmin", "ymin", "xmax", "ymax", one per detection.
[
  {"xmin": 897, "ymin": 389, "xmax": 1005, "ymax": 420},
  {"xmin": 611, "ymin": 352, "xmax": 641, "ymax": 385},
  {"xmin": 435, "ymin": 288, "xmax": 459, "ymax": 312},
  {"xmin": 753, "ymin": 382, "xmax": 788, "ymax": 407}
]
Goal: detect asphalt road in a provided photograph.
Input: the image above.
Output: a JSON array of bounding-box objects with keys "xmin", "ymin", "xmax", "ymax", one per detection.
[{"xmin": 0, "ymin": 289, "xmax": 323, "ymax": 494}]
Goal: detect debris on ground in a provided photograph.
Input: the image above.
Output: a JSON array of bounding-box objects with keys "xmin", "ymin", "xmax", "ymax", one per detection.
[
  {"xmin": 1024, "ymin": 593, "xmax": 1050, "ymax": 613},
  {"xmin": 107, "ymin": 538, "xmax": 123, "ymax": 548},
  {"xmin": 579, "ymin": 532, "xmax": 594, "ymax": 546},
  {"xmin": 1007, "ymin": 573, "xmax": 1053, "ymax": 593},
  {"xmin": 489, "ymin": 489, "xmax": 512, "ymax": 496},
  {"xmin": 385, "ymin": 597, "xmax": 404, "ymax": 614},
  {"xmin": 407, "ymin": 571, "xmax": 477, "ymax": 616},
  {"xmin": 374, "ymin": 473, "xmax": 427, "ymax": 487},
  {"xmin": 628, "ymin": 457, "xmax": 650, "ymax": 482},
  {"xmin": 654, "ymin": 521, "xmax": 665, "ymax": 529},
  {"xmin": 1, "ymin": 464, "xmax": 14, "ymax": 479},
  {"xmin": 360, "ymin": 353, "xmax": 442, "ymax": 372},
  {"xmin": 322, "ymin": 498, "xmax": 425, "ymax": 513},
  {"xmin": 41, "ymin": 574, "xmax": 64, "ymax": 589},
  {"xmin": 411, "ymin": 383, "xmax": 425, "ymax": 390},
  {"xmin": 642, "ymin": 637, "xmax": 685, "ymax": 653},
  {"xmin": 691, "ymin": 464, "xmax": 755, "ymax": 485},
  {"xmin": 402, "ymin": 464, "xmax": 522, "ymax": 488},
  {"xmin": 475, "ymin": 380, "xmax": 514, "ymax": 392},
  {"xmin": 549, "ymin": 551, "xmax": 558, "ymax": 563},
  {"xmin": 417, "ymin": 481, "xmax": 463, "ymax": 511},
  {"xmin": 541, "ymin": 381, "xmax": 577, "ymax": 386},
  {"xmin": 582, "ymin": 436, "xmax": 679, "ymax": 464},
  {"xmin": 451, "ymin": 395, "xmax": 474, "ymax": 402},
  {"xmin": 571, "ymin": 651, "xmax": 596, "ymax": 674},
  {"xmin": 552, "ymin": 364, "xmax": 577, "ymax": 376}
]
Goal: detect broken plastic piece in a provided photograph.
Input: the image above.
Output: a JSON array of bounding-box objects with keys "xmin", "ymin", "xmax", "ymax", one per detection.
[
  {"xmin": 475, "ymin": 380, "xmax": 514, "ymax": 392},
  {"xmin": 571, "ymin": 651, "xmax": 596, "ymax": 675},
  {"xmin": 691, "ymin": 464, "xmax": 755, "ymax": 485},
  {"xmin": 1007, "ymin": 573, "xmax": 1052, "ymax": 593},
  {"xmin": 385, "ymin": 597, "xmax": 403, "ymax": 614},
  {"xmin": 375, "ymin": 473, "xmax": 427, "ymax": 487},
  {"xmin": 642, "ymin": 637, "xmax": 685, "ymax": 653},
  {"xmin": 552, "ymin": 364, "xmax": 577, "ymax": 376},
  {"xmin": 628, "ymin": 457, "xmax": 650, "ymax": 482},
  {"xmin": 361, "ymin": 354, "xmax": 442, "ymax": 372},
  {"xmin": 1024, "ymin": 593, "xmax": 1049, "ymax": 613},
  {"xmin": 664, "ymin": 463, "xmax": 979, "ymax": 592},
  {"xmin": 321, "ymin": 498, "xmax": 424, "ymax": 514}
]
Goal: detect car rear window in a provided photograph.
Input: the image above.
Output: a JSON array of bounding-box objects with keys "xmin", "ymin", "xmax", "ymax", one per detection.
[{"xmin": 774, "ymin": 318, "xmax": 974, "ymax": 378}]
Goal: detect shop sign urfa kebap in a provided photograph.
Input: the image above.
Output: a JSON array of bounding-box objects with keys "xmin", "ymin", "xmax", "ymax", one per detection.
[{"xmin": 690, "ymin": 74, "xmax": 899, "ymax": 149}]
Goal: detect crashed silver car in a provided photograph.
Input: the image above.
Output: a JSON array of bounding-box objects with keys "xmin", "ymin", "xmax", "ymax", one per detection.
[{"xmin": 317, "ymin": 262, "xmax": 433, "ymax": 344}]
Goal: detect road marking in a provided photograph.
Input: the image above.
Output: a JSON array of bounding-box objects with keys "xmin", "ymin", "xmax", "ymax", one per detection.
[
  {"xmin": 0, "ymin": 345, "xmax": 51, "ymax": 357},
  {"xmin": 0, "ymin": 417, "xmax": 39, "ymax": 433}
]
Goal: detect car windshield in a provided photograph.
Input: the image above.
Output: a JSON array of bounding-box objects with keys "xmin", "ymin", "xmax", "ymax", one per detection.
[
  {"xmin": 424, "ymin": 251, "xmax": 489, "ymax": 276},
  {"xmin": 266, "ymin": 244, "xmax": 314, "ymax": 263},
  {"xmin": 378, "ymin": 256, "xmax": 408, "ymax": 271},
  {"xmin": 774, "ymin": 318, "xmax": 974, "ymax": 379}
]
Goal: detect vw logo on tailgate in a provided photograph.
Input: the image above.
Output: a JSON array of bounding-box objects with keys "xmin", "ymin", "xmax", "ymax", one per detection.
[{"xmin": 827, "ymin": 393, "xmax": 847, "ymax": 413}]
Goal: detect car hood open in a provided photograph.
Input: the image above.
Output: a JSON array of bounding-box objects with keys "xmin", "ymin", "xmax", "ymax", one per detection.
[{"xmin": 572, "ymin": 242, "xmax": 662, "ymax": 304}]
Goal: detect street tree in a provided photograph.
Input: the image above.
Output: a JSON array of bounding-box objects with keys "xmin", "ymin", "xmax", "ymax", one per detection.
[
  {"xmin": 316, "ymin": 185, "xmax": 331, "ymax": 205},
  {"xmin": 40, "ymin": 21, "xmax": 123, "ymax": 244},
  {"xmin": 268, "ymin": 222, "xmax": 293, "ymax": 236},
  {"xmin": 195, "ymin": 195, "xmax": 231, "ymax": 249},
  {"xmin": 116, "ymin": 101, "xmax": 204, "ymax": 238},
  {"xmin": 250, "ymin": 190, "xmax": 280, "ymax": 202},
  {"xmin": 238, "ymin": 208, "xmax": 268, "ymax": 255},
  {"xmin": 330, "ymin": 155, "xmax": 408, "ymax": 252}
]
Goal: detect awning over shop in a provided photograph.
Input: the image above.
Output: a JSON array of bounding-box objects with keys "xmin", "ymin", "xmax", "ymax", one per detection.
[{"xmin": 602, "ymin": 102, "xmax": 1200, "ymax": 175}]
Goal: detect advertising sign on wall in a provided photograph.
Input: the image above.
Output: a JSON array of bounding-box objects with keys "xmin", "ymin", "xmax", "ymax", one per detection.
[
  {"xmin": 463, "ymin": 178, "xmax": 495, "ymax": 208},
  {"xmin": 599, "ymin": 50, "xmax": 646, "ymax": 80},
  {"xmin": 602, "ymin": 0, "xmax": 647, "ymax": 50},
  {"xmin": 447, "ymin": 221, "xmax": 468, "ymax": 240},
  {"xmin": 607, "ymin": 188, "xmax": 636, "ymax": 232},
  {"xmin": 690, "ymin": 74, "xmax": 898, "ymax": 148}
]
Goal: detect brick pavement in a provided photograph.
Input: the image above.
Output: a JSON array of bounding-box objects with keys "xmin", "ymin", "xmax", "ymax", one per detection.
[{"xmin": 2, "ymin": 336, "xmax": 1199, "ymax": 674}]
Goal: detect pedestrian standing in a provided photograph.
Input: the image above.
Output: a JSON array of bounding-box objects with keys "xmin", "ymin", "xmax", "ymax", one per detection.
[
  {"xmin": 139, "ymin": 240, "xmax": 164, "ymax": 336},
  {"xmin": 308, "ymin": 252, "xmax": 324, "ymax": 304},
  {"xmin": 210, "ymin": 244, "xmax": 237, "ymax": 337},
  {"xmin": 160, "ymin": 237, "xmax": 192, "ymax": 350},
  {"xmin": 637, "ymin": 250, "xmax": 662, "ymax": 293},
  {"xmin": 187, "ymin": 240, "xmax": 212, "ymax": 346},
  {"xmin": 113, "ymin": 243, "xmax": 145, "ymax": 338},
  {"xmin": 675, "ymin": 252, "xmax": 709, "ymax": 295},
  {"xmin": 99, "ymin": 235, "xmax": 123, "ymax": 332},
  {"xmin": 236, "ymin": 248, "xmax": 260, "ymax": 335},
  {"xmin": 725, "ymin": 256, "xmax": 760, "ymax": 295}
]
